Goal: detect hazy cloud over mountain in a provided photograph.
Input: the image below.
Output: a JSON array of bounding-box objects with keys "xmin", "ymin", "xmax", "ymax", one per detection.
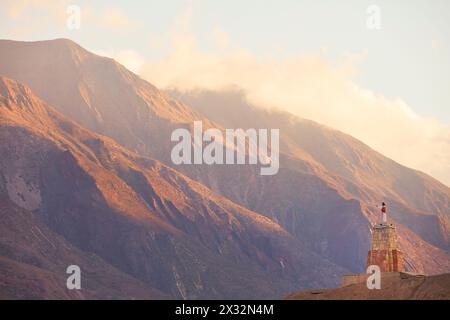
[
  {"xmin": 2, "ymin": 0, "xmax": 449, "ymax": 185},
  {"xmin": 134, "ymin": 30, "xmax": 450, "ymax": 187}
]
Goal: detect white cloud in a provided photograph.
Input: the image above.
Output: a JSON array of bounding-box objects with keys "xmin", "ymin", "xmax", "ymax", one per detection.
[
  {"xmin": 1, "ymin": 1, "xmax": 137, "ymax": 37},
  {"xmin": 114, "ymin": 50, "xmax": 144, "ymax": 73},
  {"xmin": 2, "ymin": 0, "xmax": 63, "ymax": 19},
  {"xmin": 138, "ymin": 31, "xmax": 450, "ymax": 186},
  {"xmin": 212, "ymin": 28, "xmax": 230, "ymax": 51},
  {"xmin": 92, "ymin": 49, "xmax": 144, "ymax": 74},
  {"xmin": 97, "ymin": 8, "xmax": 137, "ymax": 31},
  {"xmin": 1, "ymin": 0, "xmax": 70, "ymax": 37},
  {"xmin": 2, "ymin": 0, "xmax": 449, "ymax": 186}
]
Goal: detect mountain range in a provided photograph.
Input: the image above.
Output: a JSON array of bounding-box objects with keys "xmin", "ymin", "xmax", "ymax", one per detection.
[{"xmin": 0, "ymin": 38, "xmax": 449, "ymax": 299}]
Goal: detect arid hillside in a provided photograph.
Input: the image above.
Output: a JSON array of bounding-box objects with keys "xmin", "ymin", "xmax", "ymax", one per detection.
[
  {"xmin": 0, "ymin": 39, "xmax": 449, "ymax": 298},
  {"xmin": 287, "ymin": 273, "xmax": 450, "ymax": 300},
  {"xmin": 0, "ymin": 75, "xmax": 344, "ymax": 299}
]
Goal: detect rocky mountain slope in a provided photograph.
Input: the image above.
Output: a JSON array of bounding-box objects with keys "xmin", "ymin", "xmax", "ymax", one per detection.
[
  {"xmin": 0, "ymin": 39, "xmax": 449, "ymax": 296},
  {"xmin": 0, "ymin": 197, "xmax": 167, "ymax": 299},
  {"xmin": 0, "ymin": 75, "xmax": 344, "ymax": 299},
  {"xmin": 171, "ymin": 89, "xmax": 450, "ymax": 271}
]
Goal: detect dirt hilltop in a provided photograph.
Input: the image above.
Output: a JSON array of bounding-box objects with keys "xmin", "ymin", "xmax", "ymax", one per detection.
[{"xmin": 287, "ymin": 273, "xmax": 450, "ymax": 300}]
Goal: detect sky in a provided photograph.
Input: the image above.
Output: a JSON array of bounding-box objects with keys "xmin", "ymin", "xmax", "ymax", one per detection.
[{"xmin": 1, "ymin": 0, "xmax": 450, "ymax": 185}]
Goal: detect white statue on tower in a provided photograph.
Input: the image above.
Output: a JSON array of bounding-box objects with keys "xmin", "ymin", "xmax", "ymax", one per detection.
[{"xmin": 380, "ymin": 202, "xmax": 387, "ymax": 224}]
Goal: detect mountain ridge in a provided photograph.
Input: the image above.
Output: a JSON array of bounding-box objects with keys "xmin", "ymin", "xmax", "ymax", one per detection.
[{"xmin": 0, "ymin": 39, "xmax": 449, "ymax": 297}]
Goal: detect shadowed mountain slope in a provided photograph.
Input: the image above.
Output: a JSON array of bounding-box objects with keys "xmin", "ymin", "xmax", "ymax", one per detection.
[{"xmin": 0, "ymin": 197, "xmax": 167, "ymax": 299}]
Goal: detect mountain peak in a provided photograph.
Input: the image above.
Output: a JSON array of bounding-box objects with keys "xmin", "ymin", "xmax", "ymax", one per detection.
[{"xmin": 0, "ymin": 38, "xmax": 209, "ymax": 156}]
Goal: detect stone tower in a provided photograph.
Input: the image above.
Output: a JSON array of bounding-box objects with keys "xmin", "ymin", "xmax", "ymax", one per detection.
[{"xmin": 367, "ymin": 224, "xmax": 403, "ymax": 272}]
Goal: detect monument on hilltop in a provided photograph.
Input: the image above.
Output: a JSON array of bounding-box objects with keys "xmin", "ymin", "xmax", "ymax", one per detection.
[
  {"xmin": 367, "ymin": 224, "xmax": 403, "ymax": 272},
  {"xmin": 367, "ymin": 202, "xmax": 403, "ymax": 272},
  {"xmin": 341, "ymin": 202, "xmax": 404, "ymax": 286}
]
